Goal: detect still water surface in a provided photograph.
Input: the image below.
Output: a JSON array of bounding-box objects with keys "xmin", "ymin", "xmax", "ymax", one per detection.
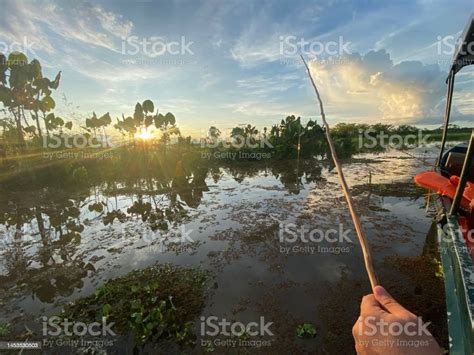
[{"xmin": 0, "ymin": 146, "xmax": 446, "ymax": 353}]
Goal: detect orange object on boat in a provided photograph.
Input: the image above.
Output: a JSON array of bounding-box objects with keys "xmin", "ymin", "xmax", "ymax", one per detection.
[{"xmin": 414, "ymin": 171, "xmax": 474, "ymax": 210}]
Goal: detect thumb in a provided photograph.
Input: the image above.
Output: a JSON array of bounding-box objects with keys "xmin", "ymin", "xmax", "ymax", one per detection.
[{"xmin": 373, "ymin": 286, "xmax": 414, "ymax": 317}]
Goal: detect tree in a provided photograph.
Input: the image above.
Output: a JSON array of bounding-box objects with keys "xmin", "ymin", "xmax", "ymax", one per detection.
[
  {"xmin": 113, "ymin": 99, "xmax": 179, "ymax": 150},
  {"xmin": 230, "ymin": 126, "xmax": 244, "ymax": 138},
  {"xmin": 244, "ymin": 124, "xmax": 258, "ymax": 137},
  {"xmin": 0, "ymin": 52, "xmax": 66, "ymax": 145},
  {"xmin": 155, "ymin": 112, "xmax": 180, "ymax": 148},
  {"xmin": 208, "ymin": 126, "xmax": 221, "ymax": 145}
]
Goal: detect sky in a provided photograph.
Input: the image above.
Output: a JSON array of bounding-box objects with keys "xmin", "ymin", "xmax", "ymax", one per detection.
[{"xmin": 0, "ymin": 0, "xmax": 473, "ymax": 137}]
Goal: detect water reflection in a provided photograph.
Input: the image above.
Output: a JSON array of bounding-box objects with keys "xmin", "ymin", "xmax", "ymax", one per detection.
[
  {"xmin": 0, "ymin": 149, "xmax": 444, "ymax": 352},
  {"xmin": 0, "ymin": 158, "xmax": 326, "ymax": 306}
]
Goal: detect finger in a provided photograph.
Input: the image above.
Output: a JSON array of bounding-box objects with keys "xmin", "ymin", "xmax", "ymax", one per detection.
[
  {"xmin": 352, "ymin": 317, "xmax": 365, "ymax": 342},
  {"xmin": 360, "ymin": 294, "xmax": 385, "ymax": 315},
  {"xmin": 373, "ymin": 285, "xmax": 415, "ymax": 317},
  {"xmin": 352, "ymin": 320, "xmax": 358, "ymax": 338}
]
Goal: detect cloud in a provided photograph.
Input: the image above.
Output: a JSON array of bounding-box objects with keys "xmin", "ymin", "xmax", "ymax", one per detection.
[
  {"xmin": 230, "ymin": 34, "xmax": 283, "ymax": 68},
  {"xmin": 307, "ymin": 49, "xmax": 454, "ymax": 123},
  {"xmin": 235, "ymin": 73, "xmax": 301, "ymax": 97},
  {"xmin": 0, "ymin": 0, "xmax": 133, "ymax": 55}
]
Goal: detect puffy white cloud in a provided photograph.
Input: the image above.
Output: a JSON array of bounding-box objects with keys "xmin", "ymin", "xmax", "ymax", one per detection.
[{"xmin": 307, "ymin": 49, "xmax": 449, "ymax": 123}]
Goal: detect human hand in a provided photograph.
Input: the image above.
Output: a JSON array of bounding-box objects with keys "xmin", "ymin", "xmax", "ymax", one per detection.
[{"xmin": 352, "ymin": 285, "xmax": 442, "ymax": 355}]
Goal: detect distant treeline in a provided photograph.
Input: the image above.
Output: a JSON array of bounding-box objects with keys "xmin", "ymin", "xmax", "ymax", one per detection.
[
  {"xmin": 200, "ymin": 119, "xmax": 472, "ymax": 160},
  {"xmin": 0, "ymin": 53, "xmax": 471, "ymax": 161}
]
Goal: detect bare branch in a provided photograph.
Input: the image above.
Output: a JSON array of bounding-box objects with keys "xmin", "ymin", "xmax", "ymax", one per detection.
[{"xmin": 301, "ymin": 54, "xmax": 379, "ymax": 290}]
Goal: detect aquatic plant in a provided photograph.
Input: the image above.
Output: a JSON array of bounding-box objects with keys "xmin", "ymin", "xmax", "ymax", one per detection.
[
  {"xmin": 295, "ymin": 323, "xmax": 317, "ymax": 338},
  {"xmin": 60, "ymin": 264, "xmax": 209, "ymax": 346}
]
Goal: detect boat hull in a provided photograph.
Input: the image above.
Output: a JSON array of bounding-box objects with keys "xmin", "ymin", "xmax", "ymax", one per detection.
[{"xmin": 436, "ymin": 196, "xmax": 474, "ymax": 354}]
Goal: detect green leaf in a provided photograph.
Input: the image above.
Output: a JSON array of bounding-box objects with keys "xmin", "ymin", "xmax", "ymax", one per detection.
[
  {"xmin": 154, "ymin": 113, "xmax": 165, "ymax": 128},
  {"xmin": 65, "ymin": 121, "xmax": 73, "ymax": 130},
  {"xmin": 142, "ymin": 99, "xmax": 154, "ymax": 113},
  {"xmin": 144, "ymin": 115, "xmax": 154, "ymax": 128},
  {"xmin": 0, "ymin": 54, "xmax": 8, "ymax": 84},
  {"xmin": 94, "ymin": 286, "xmax": 108, "ymax": 299},
  {"xmin": 54, "ymin": 116, "xmax": 64, "ymax": 126},
  {"xmin": 0, "ymin": 86, "xmax": 12, "ymax": 105},
  {"xmin": 41, "ymin": 96, "xmax": 55, "ymax": 111},
  {"xmin": 7, "ymin": 52, "xmax": 27, "ymax": 67},
  {"xmin": 133, "ymin": 103, "xmax": 144, "ymax": 124},
  {"xmin": 168, "ymin": 126, "xmax": 180, "ymax": 135},
  {"xmin": 29, "ymin": 59, "xmax": 42, "ymax": 80},
  {"xmin": 102, "ymin": 303, "xmax": 112, "ymax": 316},
  {"xmin": 164, "ymin": 112, "xmax": 175, "ymax": 125},
  {"xmin": 0, "ymin": 323, "xmax": 10, "ymax": 336},
  {"xmin": 50, "ymin": 71, "xmax": 61, "ymax": 89},
  {"xmin": 45, "ymin": 113, "xmax": 55, "ymax": 125},
  {"xmin": 296, "ymin": 323, "xmax": 317, "ymax": 338},
  {"xmin": 24, "ymin": 126, "xmax": 36, "ymax": 134},
  {"xmin": 99, "ymin": 112, "xmax": 112, "ymax": 126}
]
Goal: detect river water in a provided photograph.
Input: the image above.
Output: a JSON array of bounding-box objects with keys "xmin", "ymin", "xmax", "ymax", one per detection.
[{"xmin": 0, "ymin": 145, "xmax": 448, "ymax": 353}]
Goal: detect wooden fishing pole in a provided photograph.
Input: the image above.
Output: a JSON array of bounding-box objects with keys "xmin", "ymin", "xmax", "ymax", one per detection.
[{"xmin": 301, "ymin": 55, "xmax": 378, "ymax": 290}]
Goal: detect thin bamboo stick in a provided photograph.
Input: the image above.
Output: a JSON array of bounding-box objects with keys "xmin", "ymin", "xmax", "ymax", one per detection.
[{"xmin": 301, "ymin": 55, "xmax": 378, "ymax": 290}]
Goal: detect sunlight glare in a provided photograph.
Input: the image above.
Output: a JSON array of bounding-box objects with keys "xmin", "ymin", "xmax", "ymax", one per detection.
[{"xmin": 135, "ymin": 129, "xmax": 155, "ymax": 141}]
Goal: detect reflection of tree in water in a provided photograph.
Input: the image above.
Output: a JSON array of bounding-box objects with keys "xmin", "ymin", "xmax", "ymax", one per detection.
[
  {"xmin": 0, "ymin": 157, "xmax": 328, "ymax": 304},
  {"xmin": 271, "ymin": 164, "xmax": 303, "ymax": 195},
  {"xmin": 222, "ymin": 160, "xmax": 324, "ymax": 195},
  {"xmin": 0, "ymin": 190, "xmax": 94, "ymax": 303},
  {"xmin": 171, "ymin": 162, "xmax": 209, "ymax": 209},
  {"xmin": 210, "ymin": 166, "xmax": 223, "ymax": 183},
  {"xmin": 4, "ymin": 244, "xmax": 94, "ymax": 303},
  {"xmin": 0, "ymin": 159, "xmax": 213, "ymax": 304}
]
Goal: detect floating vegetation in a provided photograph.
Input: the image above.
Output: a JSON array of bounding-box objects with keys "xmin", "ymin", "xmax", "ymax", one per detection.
[
  {"xmin": 0, "ymin": 323, "xmax": 10, "ymax": 336},
  {"xmin": 60, "ymin": 264, "xmax": 210, "ymax": 347},
  {"xmin": 295, "ymin": 323, "xmax": 317, "ymax": 338}
]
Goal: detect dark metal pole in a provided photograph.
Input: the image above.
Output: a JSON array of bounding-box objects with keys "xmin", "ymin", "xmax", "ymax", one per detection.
[
  {"xmin": 449, "ymin": 130, "xmax": 474, "ymax": 216},
  {"xmin": 437, "ymin": 69, "xmax": 456, "ymax": 167}
]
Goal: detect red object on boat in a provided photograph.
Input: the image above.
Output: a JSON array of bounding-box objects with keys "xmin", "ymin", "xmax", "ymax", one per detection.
[
  {"xmin": 414, "ymin": 171, "xmax": 474, "ymax": 210},
  {"xmin": 459, "ymin": 216, "xmax": 474, "ymax": 260}
]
